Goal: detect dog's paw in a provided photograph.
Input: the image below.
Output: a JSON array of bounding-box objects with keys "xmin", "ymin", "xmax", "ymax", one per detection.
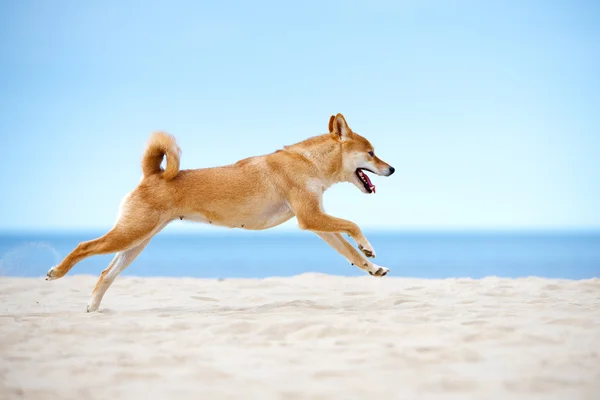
[
  {"xmin": 367, "ymin": 264, "xmax": 389, "ymax": 277},
  {"xmin": 86, "ymin": 296, "xmax": 101, "ymax": 313},
  {"xmin": 46, "ymin": 266, "xmax": 61, "ymax": 281},
  {"xmin": 358, "ymin": 243, "xmax": 376, "ymax": 258},
  {"xmin": 86, "ymin": 303, "xmax": 99, "ymax": 313}
]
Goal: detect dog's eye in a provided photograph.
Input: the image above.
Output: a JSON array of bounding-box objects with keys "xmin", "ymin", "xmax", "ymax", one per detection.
[{"xmin": 368, "ymin": 151, "xmax": 374, "ymax": 157}]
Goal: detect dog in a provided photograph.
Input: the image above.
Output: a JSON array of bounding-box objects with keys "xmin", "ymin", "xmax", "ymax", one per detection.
[{"xmin": 46, "ymin": 113, "xmax": 395, "ymax": 312}]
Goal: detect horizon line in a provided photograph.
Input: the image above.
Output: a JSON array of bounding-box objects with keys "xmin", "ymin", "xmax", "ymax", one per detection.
[{"xmin": 1, "ymin": 227, "xmax": 599, "ymax": 236}]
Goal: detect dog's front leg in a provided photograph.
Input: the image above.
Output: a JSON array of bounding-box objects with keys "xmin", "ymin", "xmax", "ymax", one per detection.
[
  {"xmin": 316, "ymin": 233, "xmax": 389, "ymax": 276},
  {"xmin": 290, "ymin": 193, "xmax": 376, "ymax": 258}
]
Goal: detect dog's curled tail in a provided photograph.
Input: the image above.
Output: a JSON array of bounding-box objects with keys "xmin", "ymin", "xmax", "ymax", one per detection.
[{"xmin": 141, "ymin": 131, "xmax": 181, "ymax": 181}]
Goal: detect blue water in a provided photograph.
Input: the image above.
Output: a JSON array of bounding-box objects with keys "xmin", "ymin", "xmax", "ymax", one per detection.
[{"xmin": 0, "ymin": 231, "xmax": 599, "ymax": 279}]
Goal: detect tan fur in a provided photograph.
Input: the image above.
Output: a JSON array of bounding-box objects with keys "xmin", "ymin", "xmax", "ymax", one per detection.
[
  {"xmin": 46, "ymin": 113, "xmax": 395, "ymax": 312},
  {"xmin": 141, "ymin": 131, "xmax": 181, "ymax": 181}
]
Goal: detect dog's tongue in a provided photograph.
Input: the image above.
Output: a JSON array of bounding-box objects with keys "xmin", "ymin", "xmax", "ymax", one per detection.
[{"xmin": 363, "ymin": 172, "xmax": 376, "ymax": 193}]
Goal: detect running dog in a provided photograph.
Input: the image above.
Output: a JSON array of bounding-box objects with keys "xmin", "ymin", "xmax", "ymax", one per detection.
[{"xmin": 46, "ymin": 113, "xmax": 395, "ymax": 312}]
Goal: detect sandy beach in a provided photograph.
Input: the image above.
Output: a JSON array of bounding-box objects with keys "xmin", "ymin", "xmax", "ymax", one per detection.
[{"xmin": 1, "ymin": 274, "xmax": 599, "ymax": 399}]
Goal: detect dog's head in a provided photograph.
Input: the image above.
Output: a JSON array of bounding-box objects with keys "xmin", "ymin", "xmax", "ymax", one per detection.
[{"xmin": 329, "ymin": 113, "xmax": 395, "ymax": 194}]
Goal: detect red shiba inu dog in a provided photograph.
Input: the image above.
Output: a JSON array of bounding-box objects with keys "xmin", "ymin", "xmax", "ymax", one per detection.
[{"xmin": 46, "ymin": 113, "xmax": 395, "ymax": 312}]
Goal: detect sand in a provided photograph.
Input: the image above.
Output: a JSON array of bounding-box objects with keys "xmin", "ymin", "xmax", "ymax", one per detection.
[{"xmin": 1, "ymin": 274, "xmax": 599, "ymax": 400}]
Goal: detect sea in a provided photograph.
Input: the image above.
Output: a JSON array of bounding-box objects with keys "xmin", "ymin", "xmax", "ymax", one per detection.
[{"xmin": 0, "ymin": 231, "xmax": 599, "ymax": 280}]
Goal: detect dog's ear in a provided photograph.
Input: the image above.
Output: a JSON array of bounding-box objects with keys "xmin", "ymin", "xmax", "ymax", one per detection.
[{"xmin": 330, "ymin": 113, "xmax": 352, "ymax": 141}]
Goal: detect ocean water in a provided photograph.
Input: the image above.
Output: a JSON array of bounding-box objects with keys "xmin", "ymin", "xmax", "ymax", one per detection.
[{"xmin": 0, "ymin": 231, "xmax": 599, "ymax": 280}]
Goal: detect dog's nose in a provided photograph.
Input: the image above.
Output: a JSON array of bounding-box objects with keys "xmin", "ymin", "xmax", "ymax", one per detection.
[{"xmin": 388, "ymin": 167, "xmax": 395, "ymax": 176}]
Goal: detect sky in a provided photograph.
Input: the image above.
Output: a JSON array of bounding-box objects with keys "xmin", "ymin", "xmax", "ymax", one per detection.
[{"xmin": 0, "ymin": 0, "xmax": 599, "ymax": 232}]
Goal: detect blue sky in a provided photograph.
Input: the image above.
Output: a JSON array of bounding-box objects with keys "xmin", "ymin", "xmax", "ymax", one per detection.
[{"xmin": 1, "ymin": 0, "xmax": 599, "ymax": 232}]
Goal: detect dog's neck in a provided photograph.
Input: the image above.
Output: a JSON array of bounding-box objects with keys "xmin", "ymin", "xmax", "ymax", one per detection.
[{"xmin": 283, "ymin": 134, "xmax": 344, "ymax": 188}]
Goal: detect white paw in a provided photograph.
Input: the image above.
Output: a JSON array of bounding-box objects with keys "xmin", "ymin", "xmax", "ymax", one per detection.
[
  {"xmin": 358, "ymin": 242, "xmax": 376, "ymax": 258},
  {"xmin": 86, "ymin": 302, "xmax": 99, "ymax": 313},
  {"xmin": 46, "ymin": 266, "xmax": 59, "ymax": 281},
  {"xmin": 367, "ymin": 264, "xmax": 389, "ymax": 277}
]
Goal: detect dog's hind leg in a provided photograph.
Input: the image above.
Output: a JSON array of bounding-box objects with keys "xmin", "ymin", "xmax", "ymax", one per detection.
[
  {"xmin": 86, "ymin": 220, "xmax": 169, "ymax": 312},
  {"xmin": 315, "ymin": 233, "xmax": 389, "ymax": 277},
  {"xmin": 46, "ymin": 205, "xmax": 165, "ymax": 280},
  {"xmin": 86, "ymin": 237, "xmax": 151, "ymax": 312}
]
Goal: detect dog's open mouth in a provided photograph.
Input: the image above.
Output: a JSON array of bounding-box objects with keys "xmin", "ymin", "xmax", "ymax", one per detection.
[{"xmin": 356, "ymin": 169, "xmax": 376, "ymax": 194}]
